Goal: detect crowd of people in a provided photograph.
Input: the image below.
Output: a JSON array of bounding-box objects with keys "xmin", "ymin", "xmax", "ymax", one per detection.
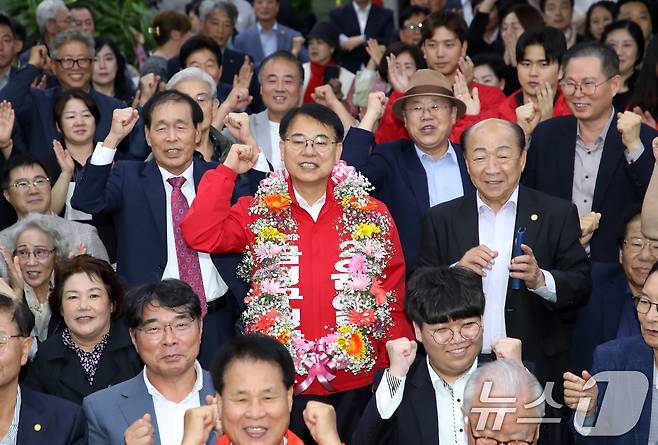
[{"xmin": 0, "ymin": 0, "xmax": 657, "ymax": 443}]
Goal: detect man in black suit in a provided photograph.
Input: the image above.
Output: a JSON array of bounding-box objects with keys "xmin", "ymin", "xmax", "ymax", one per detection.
[
  {"xmin": 0, "ymin": 294, "xmax": 87, "ymax": 445},
  {"xmin": 524, "ymin": 41, "xmax": 657, "ymax": 263},
  {"xmin": 329, "ymin": 0, "xmax": 394, "ymax": 74},
  {"xmin": 353, "ymin": 266, "xmax": 523, "ymax": 445},
  {"xmin": 416, "ymin": 118, "xmax": 591, "ymax": 399}
]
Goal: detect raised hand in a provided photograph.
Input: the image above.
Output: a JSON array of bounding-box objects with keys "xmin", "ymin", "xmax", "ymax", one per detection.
[
  {"xmin": 292, "ymin": 36, "xmax": 305, "ymax": 57},
  {"xmin": 492, "ymin": 337, "xmax": 523, "ymax": 364},
  {"xmin": 632, "ymin": 106, "xmax": 657, "ymax": 129},
  {"xmin": 509, "ymin": 244, "xmax": 545, "ymax": 289},
  {"xmin": 564, "ymin": 370, "xmax": 598, "ymax": 416},
  {"xmin": 365, "ymin": 38, "xmax": 385, "ymax": 66},
  {"xmin": 387, "ymin": 54, "xmax": 410, "ymax": 93},
  {"xmin": 135, "ymin": 73, "xmax": 161, "ymax": 107},
  {"xmin": 0, "ymin": 100, "xmax": 14, "ymax": 149},
  {"xmin": 223, "ymin": 112, "xmax": 253, "ymax": 145},
  {"xmin": 0, "ymin": 246, "xmax": 23, "ymax": 300},
  {"xmin": 579, "ymin": 211, "xmax": 602, "ymax": 245},
  {"xmin": 104, "ymin": 107, "xmax": 139, "ymax": 149},
  {"xmin": 53, "ymin": 139, "xmax": 74, "ymax": 176},
  {"xmin": 181, "ymin": 405, "xmax": 218, "ymax": 445},
  {"xmin": 28, "ymin": 44, "xmax": 50, "ymax": 70},
  {"xmin": 535, "ymin": 82, "xmax": 555, "ymax": 122},
  {"xmin": 68, "ymin": 242, "xmax": 87, "ymax": 258},
  {"xmin": 359, "ymin": 91, "xmax": 388, "ymax": 132},
  {"xmin": 303, "ymin": 401, "xmax": 342, "ymax": 445},
  {"xmin": 653, "ymin": 136, "xmax": 658, "ymax": 160},
  {"xmin": 515, "ymin": 102, "xmax": 540, "ymax": 140},
  {"xmin": 617, "ymin": 110, "xmax": 643, "ymax": 151},
  {"xmin": 311, "ymin": 84, "xmax": 341, "ymax": 109},
  {"xmin": 234, "ymin": 56, "xmax": 254, "ymax": 90},
  {"xmin": 224, "ymin": 143, "xmax": 260, "ymax": 174},
  {"xmin": 124, "ymin": 413, "xmax": 154, "ymax": 445},
  {"xmin": 458, "ymin": 245, "xmax": 498, "ymax": 277},
  {"xmin": 457, "ymin": 55, "xmax": 474, "ymax": 85},
  {"xmin": 453, "ymin": 69, "xmax": 480, "ymax": 116},
  {"xmin": 386, "ymin": 337, "xmax": 417, "ymax": 378}
]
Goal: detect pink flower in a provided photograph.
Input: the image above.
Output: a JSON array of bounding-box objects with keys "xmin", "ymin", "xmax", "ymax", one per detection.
[
  {"xmin": 361, "ymin": 239, "xmax": 386, "ymax": 261},
  {"xmin": 331, "ymin": 160, "xmax": 355, "ymax": 183},
  {"xmin": 348, "ymin": 273, "xmax": 370, "ymax": 291},
  {"xmin": 348, "ymin": 254, "xmax": 367, "ymax": 274},
  {"xmin": 254, "ymin": 243, "xmax": 285, "ymax": 261},
  {"xmin": 261, "ymin": 279, "xmax": 285, "ymax": 295}
]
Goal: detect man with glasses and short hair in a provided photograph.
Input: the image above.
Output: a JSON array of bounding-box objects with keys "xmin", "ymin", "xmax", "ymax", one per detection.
[
  {"xmin": 82, "ymin": 279, "xmax": 218, "ymax": 445},
  {"xmin": 0, "ymin": 154, "xmax": 109, "ymax": 280},
  {"xmin": 564, "ymin": 261, "xmax": 658, "ymax": 444},
  {"xmin": 353, "ymin": 266, "xmax": 524, "ymax": 445},
  {"xmin": 0, "ymin": 29, "xmax": 131, "ymax": 180},
  {"xmin": 0, "ymin": 293, "xmax": 88, "ymax": 444},
  {"xmin": 180, "ymin": 103, "xmax": 412, "ymax": 443},
  {"xmin": 524, "ymin": 41, "xmax": 658, "ymax": 263}
]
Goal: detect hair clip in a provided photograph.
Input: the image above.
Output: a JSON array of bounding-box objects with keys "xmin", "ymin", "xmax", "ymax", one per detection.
[{"xmin": 148, "ymin": 26, "xmax": 160, "ymax": 37}]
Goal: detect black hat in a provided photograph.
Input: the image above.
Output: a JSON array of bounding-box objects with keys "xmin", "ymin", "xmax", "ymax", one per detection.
[{"xmin": 307, "ymin": 21, "xmax": 339, "ymax": 49}]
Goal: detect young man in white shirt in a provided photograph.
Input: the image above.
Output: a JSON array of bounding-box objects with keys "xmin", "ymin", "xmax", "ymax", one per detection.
[{"xmin": 353, "ymin": 266, "xmax": 523, "ymax": 445}]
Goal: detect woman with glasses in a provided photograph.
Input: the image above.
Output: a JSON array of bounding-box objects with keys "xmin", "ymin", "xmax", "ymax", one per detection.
[
  {"xmin": 23, "ymin": 254, "xmax": 141, "ymax": 405},
  {"xmin": 0, "ymin": 213, "xmax": 70, "ymax": 343}
]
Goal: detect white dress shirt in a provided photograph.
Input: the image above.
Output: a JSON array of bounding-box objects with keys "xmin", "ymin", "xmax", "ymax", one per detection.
[
  {"xmin": 339, "ymin": 1, "xmax": 371, "ymax": 44},
  {"xmin": 375, "ymin": 357, "xmax": 478, "ymax": 445},
  {"xmin": 268, "ymin": 120, "xmax": 284, "ymax": 171},
  {"xmin": 293, "ymin": 187, "xmax": 326, "ymax": 222},
  {"xmin": 0, "ymin": 386, "xmax": 20, "ymax": 445},
  {"xmin": 143, "ymin": 361, "xmax": 203, "ymax": 445},
  {"xmin": 90, "ymin": 143, "xmax": 228, "ymax": 302},
  {"xmin": 477, "ymin": 186, "xmax": 556, "ymax": 353}
]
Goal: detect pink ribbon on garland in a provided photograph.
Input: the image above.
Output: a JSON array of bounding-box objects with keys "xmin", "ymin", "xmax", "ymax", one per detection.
[{"xmin": 294, "ymin": 344, "xmax": 339, "ymax": 395}]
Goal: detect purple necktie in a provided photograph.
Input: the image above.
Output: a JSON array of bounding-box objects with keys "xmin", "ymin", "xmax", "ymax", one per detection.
[{"xmin": 167, "ymin": 177, "xmax": 208, "ymax": 318}]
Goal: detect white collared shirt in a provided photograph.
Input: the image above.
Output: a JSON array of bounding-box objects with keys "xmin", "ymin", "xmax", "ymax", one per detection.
[
  {"xmin": 268, "ymin": 120, "xmax": 284, "ymax": 171},
  {"xmin": 143, "ymin": 361, "xmax": 204, "ymax": 445},
  {"xmin": 90, "ymin": 143, "xmax": 228, "ymax": 302},
  {"xmin": 375, "ymin": 357, "xmax": 477, "ymax": 445},
  {"xmin": 293, "ymin": 187, "xmax": 326, "ymax": 222},
  {"xmin": 0, "ymin": 386, "xmax": 20, "ymax": 445},
  {"xmin": 477, "ymin": 186, "xmax": 556, "ymax": 352}
]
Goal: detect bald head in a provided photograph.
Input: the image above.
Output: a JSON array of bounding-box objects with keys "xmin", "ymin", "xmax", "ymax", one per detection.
[{"xmin": 461, "ymin": 118, "xmax": 525, "ymax": 155}]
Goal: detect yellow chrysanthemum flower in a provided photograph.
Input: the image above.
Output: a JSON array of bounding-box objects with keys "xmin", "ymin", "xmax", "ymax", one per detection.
[
  {"xmin": 352, "ymin": 223, "xmax": 382, "ymax": 240},
  {"xmin": 257, "ymin": 226, "xmax": 285, "ymax": 242}
]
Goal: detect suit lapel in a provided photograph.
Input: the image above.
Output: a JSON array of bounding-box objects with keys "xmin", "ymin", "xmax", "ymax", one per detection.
[
  {"xmin": 408, "ymin": 358, "xmax": 439, "ymax": 445},
  {"xmin": 629, "ymin": 341, "xmax": 653, "ymax": 444},
  {"xmin": 457, "ymin": 194, "xmax": 480, "ymax": 253},
  {"xmin": 16, "ymin": 388, "xmax": 49, "ymax": 445},
  {"xmin": 592, "ymin": 116, "xmax": 623, "ymax": 212},
  {"xmin": 118, "ymin": 372, "xmax": 161, "ymax": 443},
  {"xmin": 140, "ymin": 161, "xmax": 167, "ymax": 247},
  {"xmin": 199, "ymin": 371, "xmax": 218, "ymax": 445},
  {"xmin": 192, "ymin": 157, "xmax": 208, "ymax": 188},
  {"xmin": 400, "ymin": 141, "xmax": 430, "ymax": 213}
]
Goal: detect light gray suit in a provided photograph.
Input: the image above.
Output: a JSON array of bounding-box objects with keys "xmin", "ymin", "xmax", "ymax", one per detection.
[
  {"xmin": 82, "ymin": 369, "xmax": 217, "ymax": 445},
  {"xmin": 0, "ymin": 213, "xmax": 109, "ymax": 279}
]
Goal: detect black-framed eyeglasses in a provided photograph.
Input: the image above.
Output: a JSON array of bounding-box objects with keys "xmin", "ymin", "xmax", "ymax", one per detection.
[
  {"xmin": 284, "ymin": 134, "xmax": 338, "ymax": 154},
  {"xmin": 560, "ymin": 76, "xmax": 614, "ymax": 96},
  {"xmin": 468, "ymin": 421, "xmax": 535, "ymax": 445},
  {"xmin": 430, "ymin": 321, "xmax": 481, "ymax": 344},
  {"xmin": 0, "ymin": 333, "xmax": 23, "ymax": 351},
  {"xmin": 634, "ymin": 295, "xmax": 658, "ymax": 314},
  {"xmin": 12, "ymin": 176, "xmax": 50, "ymax": 190},
  {"xmin": 54, "ymin": 57, "xmax": 93, "ymax": 69},
  {"xmin": 13, "ymin": 247, "xmax": 56, "ymax": 261},
  {"xmin": 404, "ymin": 22, "xmax": 424, "ymax": 31}
]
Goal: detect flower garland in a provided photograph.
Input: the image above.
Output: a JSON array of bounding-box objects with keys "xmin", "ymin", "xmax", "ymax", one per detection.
[{"xmin": 238, "ymin": 161, "xmax": 395, "ymax": 393}]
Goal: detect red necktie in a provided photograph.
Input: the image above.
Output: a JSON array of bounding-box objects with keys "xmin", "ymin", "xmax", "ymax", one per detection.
[{"xmin": 167, "ymin": 177, "xmax": 208, "ymax": 318}]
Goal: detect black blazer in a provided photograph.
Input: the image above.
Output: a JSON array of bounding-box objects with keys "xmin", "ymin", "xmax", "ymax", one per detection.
[
  {"xmin": 329, "ymin": 3, "xmax": 393, "ymax": 73},
  {"xmin": 342, "ymin": 128, "xmax": 474, "ymax": 268},
  {"xmin": 415, "ymin": 186, "xmax": 591, "ymax": 388},
  {"xmin": 17, "ymin": 386, "xmax": 87, "ymax": 445},
  {"xmin": 23, "ymin": 321, "xmax": 142, "ymax": 405},
  {"xmin": 524, "ymin": 115, "xmax": 657, "ymax": 262}
]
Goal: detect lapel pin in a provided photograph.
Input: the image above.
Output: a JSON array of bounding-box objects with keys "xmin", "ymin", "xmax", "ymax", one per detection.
[
  {"xmin": 34, "ymin": 423, "xmax": 41, "ymax": 432},
  {"xmin": 531, "ymin": 213, "xmax": 539, "ymax": 221}
]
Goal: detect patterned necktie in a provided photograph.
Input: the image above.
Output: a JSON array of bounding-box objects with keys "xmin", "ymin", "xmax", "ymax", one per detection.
[{"xmin": 167, "ymin": 177, "xmax": 208, "ymax": 318}]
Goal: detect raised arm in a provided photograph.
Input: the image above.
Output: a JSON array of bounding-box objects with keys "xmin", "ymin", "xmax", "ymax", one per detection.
[{"xmin": 642, "ymin": 137, "xmax": 658, "ymax": 238}]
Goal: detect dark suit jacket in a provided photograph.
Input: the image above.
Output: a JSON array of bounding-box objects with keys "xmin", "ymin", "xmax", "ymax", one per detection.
[
  {"xmin": 0, "ymin": 64, "xmax": 130, "ymax": 177},
  {"xmin": 17, "ymin": 386, "xmax": 88, "ymax": 445},
  {"xmin": 570, "ymin": 261, "xmax": 631, "ymax": 373},
  {"xmin": 342, "ymin": 128, "xmax": 474, "ymax": 268},
  {"xmin": 415, "ymin": 186, "xmax": 591, "ymax": 387},
  {"xmin": 580, "ymin": 336, "xmax": 654, "ymax": 444},
  {"xmin": 24, "ymin": 321, "xmax": 142, "ymax": 405},
  {"xmin": 329, "ymin": 3, "xmax": 394, "ymax": 73},
  {"xmin": 524, "ymin": 115, "xmax": 657, "ymax": 262}
]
